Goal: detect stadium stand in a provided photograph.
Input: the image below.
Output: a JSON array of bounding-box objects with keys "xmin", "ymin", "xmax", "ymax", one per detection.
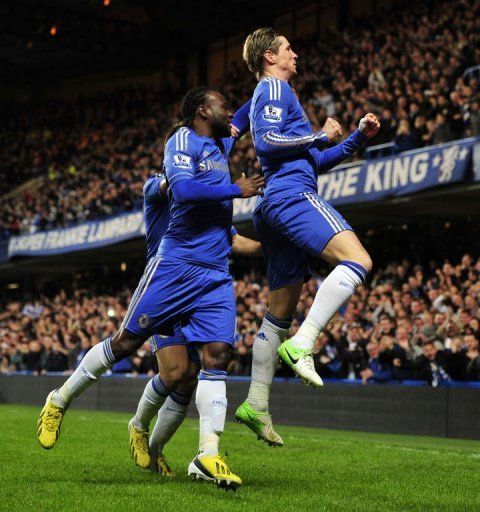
[
  {"xmin": 1, "ymin": 0, "xmax": 479, "ymax": 388},
  {"xmin": 1, "ymin": 0, "xmax": 480, "ymax": 238},
  {"xmin": 2, "ymin": 221, "xmax": 479, "ymax": 385}
]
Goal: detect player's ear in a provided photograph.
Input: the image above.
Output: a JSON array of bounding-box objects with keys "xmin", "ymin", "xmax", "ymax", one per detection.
[
  {"xmin": 263, "ymin": 49, "xmax": 276, "ymax": 65},
  {"xmin": 197, "ymin": 104, "xmax": 209, "ymax": 120}
]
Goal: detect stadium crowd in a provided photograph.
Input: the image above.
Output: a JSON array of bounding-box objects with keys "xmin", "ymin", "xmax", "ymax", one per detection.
[
  {"xmin": 1, "ymin": 0, "xmax": 480, "ymax": 238},
  {"xmin": 1, "ymin": 246, "xmax": 479, "ymax": 386}
]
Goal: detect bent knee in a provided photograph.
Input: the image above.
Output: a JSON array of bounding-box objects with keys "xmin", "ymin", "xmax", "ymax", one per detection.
[
  {"xmin": 340, "ymin": 246, "xmax": 372, "ymax": 275},
  {"xmin": 111, "ymin": 331, "xmax": 145, "ymax": 359},
  {"xmin": 356, "ymin": 252, "xmax": 372, "ymax": 274},
  {"xmin": 202, "ymin": 346, "xmax": 234, "ymax": 372},
  {"xmin": 162, "ymin": 364, "xmax": 190, "ymax": 385}
]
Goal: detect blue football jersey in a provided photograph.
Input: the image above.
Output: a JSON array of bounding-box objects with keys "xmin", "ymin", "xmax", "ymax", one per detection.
[
  {"xmin": 158, "ymin": 127, "xmax": 237, "ymax": 270},
  {"xmin": 143, "ymin": 174, "xmax": 170, "ymax": 262},
  {"xmin": 250, "ymin": 77, "xmax": 329, "ymax": 200}
]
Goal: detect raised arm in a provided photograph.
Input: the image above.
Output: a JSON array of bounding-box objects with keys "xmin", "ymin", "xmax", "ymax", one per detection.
[
  {"xmin": 230, "ymin": 99, "xmax": 252, "ymax": 138},
  {"xmin": 313, "ymin": 113, "xmax": 381, "ymax": 172}
]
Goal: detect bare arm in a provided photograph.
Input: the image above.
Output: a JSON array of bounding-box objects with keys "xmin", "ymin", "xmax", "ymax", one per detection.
[{"xmin": 232, "ymin": 234, "xmax": 263, "ymax": 257}]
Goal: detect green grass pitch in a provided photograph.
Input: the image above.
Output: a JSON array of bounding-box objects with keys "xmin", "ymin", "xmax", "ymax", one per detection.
[{"xmin": 1, "ymin": 404, "xmax": 479, "ymax": 512}]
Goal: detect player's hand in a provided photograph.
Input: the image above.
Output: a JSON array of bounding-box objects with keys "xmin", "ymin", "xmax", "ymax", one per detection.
[
  {"xmin": 234, "ymin": 173, "xmax": 265, "ymax": 198},
  {"xmin": 321, "ymin": 117, "xmax": 342, "ymax": 142},
  {"xmin": 359, "ymin": 113, "xmax": 380, "ymax": 138},
  {"xmin": 230, "ymin": 123, "xmax": 240, "ymax": 138}
]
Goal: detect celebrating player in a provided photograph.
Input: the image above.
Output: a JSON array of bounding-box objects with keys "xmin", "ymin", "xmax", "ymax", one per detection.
[
  {"xmin": 235, "ymin": 28, "xmax": 380, "ymax": 445},
  {"xmin": 129, "ymin": 179, "xmax": 262, "ymax": 477},
  {"xmin": 37, "ymin": 87, "xmax": 264, "ymax": 490}
]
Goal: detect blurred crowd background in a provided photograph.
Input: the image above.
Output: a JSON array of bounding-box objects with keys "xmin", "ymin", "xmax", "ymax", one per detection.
[
  {"xmin": 2, "ymin": 223, "xmax": 479, "ymax": 386},
  {"xmin": 1, "ymin": 0, "xmax": 480, "ymax": 238},
  {"xmin": 1, "ymin": 0, "xmax": 480, "ymax": 386}
]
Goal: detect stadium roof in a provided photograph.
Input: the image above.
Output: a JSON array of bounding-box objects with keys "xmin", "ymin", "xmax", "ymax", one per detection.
[{"xmin": 0, "ymin": 0, "xmax": 296, "ymax": 86}]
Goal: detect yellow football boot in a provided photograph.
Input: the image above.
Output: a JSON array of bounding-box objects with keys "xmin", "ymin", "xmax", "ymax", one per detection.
[
  {"xmin": 128, "ymin": 419, "xmax": 151, "ymax": 469},
  {"xmin": 37, "ymin": 390, "xmax": 65, "ymax": 449},
  {"xmin": 188, "ymin": 453, "xmax": 242, "ymax": 491},
  {"xmin": 151, "ymin": 453, "xmax": 174, "ymax": 477}
]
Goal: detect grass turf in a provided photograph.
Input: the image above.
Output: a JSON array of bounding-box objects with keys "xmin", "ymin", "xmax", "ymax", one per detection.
[{"xmin": 1, "ymin": 404, "xmax": 479, "ymax": 512}]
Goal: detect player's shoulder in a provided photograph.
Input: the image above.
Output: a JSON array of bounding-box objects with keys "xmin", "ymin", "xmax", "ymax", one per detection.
[
  {"xmin": 143, "ymin": 173, "xmax": 168, "ymax": 200},
  {"xmin": 143, "ymin": 173, "xmax": 164, "ymax": 191},
  {"xmin": 165, "ymin": 127, "xmax": 198, "ymax": 156},
  {"xmin": 256, "ymin": 77, "xmax": 291, "ymax": 102}
]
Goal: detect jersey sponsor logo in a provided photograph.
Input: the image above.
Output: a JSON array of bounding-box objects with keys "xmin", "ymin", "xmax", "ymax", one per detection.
[
  {"xmin": 198, "ymin": 159, "xmax": 230, "ymax": 173},
  {"xmin": 173, "ymin": 153, "xmax": 193, "ymax": 169},
  {"xmin": 263, "ymin": 105, "xmax": 283, "ymax": 123}
]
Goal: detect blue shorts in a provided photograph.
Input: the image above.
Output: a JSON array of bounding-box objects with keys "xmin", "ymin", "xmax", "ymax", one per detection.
[
  {"xmin": 123, "ymin": 257, "xmax": 235, "ymax": 346},
  {"xmin": 148, "ymin": 319, "xmax": 185, "ymax": 352},
  {"xmin": 149, "ymin": 330, "xmax": 201, "ymax": 367},
  {"xmin": 254, "ymin": 192, "xmax": 352, "ymax": 290}
]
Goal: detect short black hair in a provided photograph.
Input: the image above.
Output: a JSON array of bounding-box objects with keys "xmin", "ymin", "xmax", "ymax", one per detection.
[{"xmin": 165, "ymin": 87, "xmax": 212, "ymax": 142}]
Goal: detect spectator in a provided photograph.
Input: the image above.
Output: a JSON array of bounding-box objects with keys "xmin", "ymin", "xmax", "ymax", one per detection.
[
  {"xmin": 359, "ymin": 340, "xmax": 394, "ymax": 384},
  {"xmin": 2, "ymin": 0, "xmax": 480, "ymax": 237},
  {"xmin": 465, "ymin": 332, "xmax": 480, "ymax": 380},
  {"xmin": 414, "ymin": 340, "xmax": 452, "ymax": 387},
  {"xmin": 394, "ymin": 119, "xmax": 417, "ymax": 153},
  {"xmin": 432, "ymin": 113, "xmax": 453, "ymax": 145}
]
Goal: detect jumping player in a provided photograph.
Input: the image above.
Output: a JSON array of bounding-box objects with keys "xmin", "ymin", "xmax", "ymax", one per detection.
[
  {"xmin": 37, "ymin": 87, "xmax": 264, "ymax": 490},
  {"xmin": 235, "ymin": 28, "xmax": 380, "ymax": 445}
]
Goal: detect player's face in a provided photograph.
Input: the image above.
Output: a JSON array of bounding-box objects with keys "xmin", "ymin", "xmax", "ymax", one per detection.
[
  {"xmin": 206, "ymin": 92, "xmax": 233, "ymax": 138},
  {"xmin": 275, "ymin": 36, "xmax": 298, "ymax": 78}
]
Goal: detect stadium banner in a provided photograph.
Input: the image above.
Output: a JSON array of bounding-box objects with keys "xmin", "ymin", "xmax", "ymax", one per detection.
[
  {"xmin": 317, "ymin": 137, "xmax": 477, "ymax": 206},
  {"xmin": 4, "ymin": 138, "xmax": 478, "ymax": 262},
  {"xmin": 233, "ymin": 138, "xmax": 478, "ymax": 218},
  {"xmin": 7, "ymin": 211, "xmax": 145, "ymax": 259}
]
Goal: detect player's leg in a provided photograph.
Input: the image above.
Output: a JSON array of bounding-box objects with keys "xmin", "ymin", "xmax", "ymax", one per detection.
[
  {"xmin": 128, "ymin": 335, "xmax": 187, "ymax": 469},
  {"xmin": 130, "ymin": 334, "xmax": 199, "ymax": 472},
  {"xmin": 189, "ymin": 341, "xmax": 242, "ymax": 489},
  {"xmin": 195, "ymin": 342, "xmax": 232, "ymax": 457},
  {"xmin": 184, "ymin": 274, "xmax": 242, "ymax": 489},
  {"xmin": 291, "ymin": 229, "xmax": 371, "ymax": 347},
  {"xmin": 131, "ymin": 333, "xmax": 189, "ymax": 431},
  {"xmin": 37, "ymin": 256, "xmax": 178, "ymax": 450},
  {"xmin": 37, "ymin": 327, "xmax": 146, "ymax": 450},
  {"xmin": 276, "ymin": 193, "xmax": 372, "ymax": 384},
  {"xmin": 236, "ymin": 209, "xmax": 305, "ymax": 444},
  {"xmin": 149, "ymin": 358, "xmax": 199, "ymax": 477}
]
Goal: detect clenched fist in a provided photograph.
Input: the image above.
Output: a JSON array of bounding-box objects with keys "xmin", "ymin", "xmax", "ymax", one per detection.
[
  {"xmin": 321, "ymin": 117, "xmax": 342, "ymax": 142},
  {"xmin": 359, "ymin": 113, "xmax": 380, "ymax": 138}
]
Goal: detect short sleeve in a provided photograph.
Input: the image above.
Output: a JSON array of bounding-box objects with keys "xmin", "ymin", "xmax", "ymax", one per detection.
[
  {"xmin": 252, "ymin": 79, "xmax": 292, "ymax": 135},
  {"xmin": 164, "ymin": 128, "xmax": 196, "ymax": 186}
]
